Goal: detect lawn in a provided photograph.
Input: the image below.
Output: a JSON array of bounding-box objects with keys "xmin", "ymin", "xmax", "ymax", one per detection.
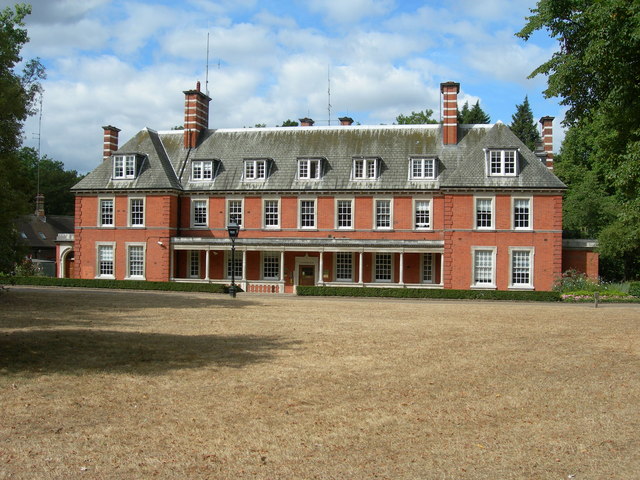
[{"xmin": 1, "ymin": 287, "xmax": 638, "ymax": 479}]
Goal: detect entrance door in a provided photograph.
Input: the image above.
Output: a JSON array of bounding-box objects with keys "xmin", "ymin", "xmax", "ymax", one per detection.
[{"xmin": 299, "ymin": 265, "xmax": 316, "ymax": 286}]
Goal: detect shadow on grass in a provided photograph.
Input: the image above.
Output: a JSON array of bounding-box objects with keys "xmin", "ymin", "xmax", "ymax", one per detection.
[
  {"xmin": 0, "ymin": 289, "xmax": 264, "ymax": 329},
  {"xmin": 0, "ymin": 329, "xmax": 298, "ymax": 375}
]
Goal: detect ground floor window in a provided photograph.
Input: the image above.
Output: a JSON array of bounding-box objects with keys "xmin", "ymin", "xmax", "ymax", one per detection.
[
  {"xmin": 472, "ymin": 248, "xmax": 496, "ymax": 287},
  {"xmin": 97, "ymin": 244, "xmax": 114, "ymax": 277},
  {"xmin": 189, "ymin": 251, "xmax": 200, "ymax": 278},
  {"xmin": 127, "ymin": 245, "xmax": 145, "ymax": 278},
  {"xmin": 263, "ymin": 252, "xmax": 280, "ymax": 280},
  {"xmin": 335, "ymin": 252, "xmax": 353, "ymax": 281},
  {"xmin": 375, "ymin": 253, "xmax": 392, "ymax": 282},
  {"xmin": 226, "ymin": 252, "xmax": 243, "ymax": 279},
  {"xmin": 510, "ymin": 248, "xmax": 533, "ymax": 288},
  {"xmin": 423, "ymin": 253, "xmax": 434, "ymax": 283}
]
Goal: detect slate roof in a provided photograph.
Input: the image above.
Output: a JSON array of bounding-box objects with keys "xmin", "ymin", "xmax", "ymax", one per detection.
[
  {"xmin": 72, "ymin": 123, "xmax": 566, "ymax": 193},
  {"xmin": 16, "ymin": 215, "xmax": 74, "ymax": 249}
]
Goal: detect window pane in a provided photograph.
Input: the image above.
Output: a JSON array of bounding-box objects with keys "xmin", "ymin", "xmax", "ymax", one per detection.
[
  {"xmin": 337, "ymin": 200, "xmax": 352, "ymax": 228},
  {"xmin": 300, "ymin": 200, "xmax": 315, "ymax": 228},
  {"xmin": 376, "ymin": 200, "xmax": 391, "ymax": 228},
  {"xmin": 490, "ymin": 151, "xmax": 502, "ymax": 174},
  {"xmin": 504, "ymin": 151, "xmax": 516, "ymax": 174},
  {"xmin": 128, "ymin": 246, "xmax": 144, "ymax": 277},
  {"xmin": 366, "ymin": 159, "xmax": 376, "ymax": 178},
  {"xmin": 125, "ymin": 156, "xmax": 136, "ymax": 177},
  {"xmin": 228, "ymin": 199, "xmax": 242, "ymax": 225},
  {"xmin": 514, "ymin": 198, "xmax": 530, "ymax": 228},
  {"xmin": 100, "ymin": 199, "xmax": 113, "ymax": 226},
  {"xmin": 335, "ymin": 252, "xmax": 352, "ymax": 281},
  {"xmin": 264, "ymin": 200, "xmax": 279, "ymax": 227},
  {"xmin": 193, "ymin": 200, "xmax": 207, "ymax": 226},
  {"xmin": 203, "ymin": 161, "xmax": 213, "ymax": 179},
  {"xmin": 476, "ymin": 198, "xmax": 492, "ymax": 228},
  {"xmin": 298, "ymin": 160, "xmax": 308, "ymax": 178},
  {"xmin": 245, "ymin": 161, "xmax": 255, "ymax": 179},
  {"xmin": 256, "ymin": 160, "xmax": 265, "ymax": 179},
  {"xmin": 474, "ymin": 250, "xmax": 493, "ymax": 284},
  {"xmin": 98, "ymin": 245, "xmax": 114, "ymax": 276},
  {"xmin": 512, "ymin": 250, "xmax": 531, "ymax": 285},
  {"xmin": 375, "ymin": 253, "xmax": 392, "ymax": 281},
  {"xmin": 354, "ymin": 159, "xmax": 364, "ymax": 178},
  {"xmin": 423, "ymin": 253, "xmax": 433, "ymax": 283},
  {"xmin": 192, "ymin": 162, "xmax": 202, "ymax": 179},
  {"xmin": 263, "ymin": 252, "xmax": 279, "ymax": 279},
  {"xmin": 189, "ymin": 251, "xmax": 200, "ymax": 277},
  {"xmin": 415, "ymin": 200, "xmax": 430, "ymax": 228},
  {"xmin": 226, "ymin": 254, "xmax": 243, "ymax": 278},
  {"xmin": 130, "ymin": 199, "xmax": 144, "ymax": 226}
]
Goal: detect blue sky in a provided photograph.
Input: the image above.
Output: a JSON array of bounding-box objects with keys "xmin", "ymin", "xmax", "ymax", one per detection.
[{"xmin": 3, "ymin": 0, "xmax": 562, "ymax": 173}]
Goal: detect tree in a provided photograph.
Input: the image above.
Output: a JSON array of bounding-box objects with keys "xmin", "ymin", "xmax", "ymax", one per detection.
[
  {"xmin": 509, "ymin": 96, "xmax": 540, "ymax": 150},
  {"xmin": 0, "ymin": 4, "xmax": 46, "ymax": 274},
  {"xmin": 395, "ymin": 109, "xmax": 438, "ymax": 125},
  {"xmin": 518, "ymin": 0, "xmax": 640, "ymax": 280},
  {"xmin": 16, "ymin": 147, "xmax": 83, "ymax": 216},
  {"xmin": 458, "ymin": 101, "xmax": 490, "ymax": 124},
  {"xmin": 281, "ymin": 119, "xmax": 298, "ymax": 127}
]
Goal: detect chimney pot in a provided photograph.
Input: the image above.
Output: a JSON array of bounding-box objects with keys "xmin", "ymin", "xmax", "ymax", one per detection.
[
  {"xmin": 183, "ymin": 81, "xmax": 211, "ymax": 148},
  {"xmin": 299, "ymin": 117, "xmax": 315, "ymax": 126},
  {"xmin": 35, "ymin": 193, "xmax": 45, "ymax": 218},
  {"xmin": 539, "ymin": 116, "xmax": 555, "ymax": 169},
  {"xmin": 338, "ymin": 116, "xmax": 354, "ymax": 126}
]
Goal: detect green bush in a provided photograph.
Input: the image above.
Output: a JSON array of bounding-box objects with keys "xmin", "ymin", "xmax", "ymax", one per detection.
[
  {"xmin": 4, "ymin": 276, "xmax": 228, "ymax": 294},
  {"xmin": 553, "ymin": 269, "xmax": 601, "ymax": 292},
  {"xmin": 296, "ymin": 286, "xmax": 561, "ymax": 302},
  {"xmin": 629, "ymin": 282, "xmax": 640, "ymax": 298}
]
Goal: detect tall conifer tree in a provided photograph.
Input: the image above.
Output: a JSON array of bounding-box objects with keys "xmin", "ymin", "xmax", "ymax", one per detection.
[{"xmin": 510, "ymin": 96, "xmax": 540, "ymax": 151}]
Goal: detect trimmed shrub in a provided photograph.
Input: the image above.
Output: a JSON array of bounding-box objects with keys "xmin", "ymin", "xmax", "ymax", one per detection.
[
  {"xmin": 4, "ymin": 276, "xmax": 228, "ymax": 294},
  {"xmin": 296, "ymin": 286, "xmax": 561, "ymax": 302},
  {"xmin": 629, "ymin": 282, "xmax": 640, "ymax": 298}
]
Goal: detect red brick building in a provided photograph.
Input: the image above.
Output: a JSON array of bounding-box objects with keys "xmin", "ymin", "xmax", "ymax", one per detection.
[{"xmin": 69, "ymin": 81, "xmax": 595, "ymax": 293}]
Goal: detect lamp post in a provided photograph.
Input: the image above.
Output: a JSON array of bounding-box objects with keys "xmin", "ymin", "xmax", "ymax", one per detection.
[{"xmin": 227, "ymin": 218, "xmax": 240, "ymax": 298}]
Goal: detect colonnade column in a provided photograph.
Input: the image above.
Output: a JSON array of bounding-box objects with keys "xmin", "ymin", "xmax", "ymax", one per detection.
[
  {"xmin": 205, "ymin": 250, "xmax": 210, "ymax": 281},
  {"xmin": 358, "ymin": 252, "xmax": 364, "ymax": 285},
  {"xmin": 399, "ymin": 252, "xmax": 404, "ymax": 285},
  {"xmin": 319, "ymin": 251, "xmax": 324, "ymax": 285}
]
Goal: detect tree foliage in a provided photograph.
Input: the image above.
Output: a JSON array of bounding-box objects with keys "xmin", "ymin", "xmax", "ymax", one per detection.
[
  {"xmin": 457, "ymin": 101, "xmax": 490, "ymax": 124},
  {"xmin": 395, "ymin": 109, "xmax": 438, "ymax": 125},
  {"xmin": 0, "ymin": 4, "xmax": 45, "ymax": 274},
  {"xmin": 16, "ymin": 147, "xmax": 83, "ymax": 216},
  {"xmin": 509, "ymin": 96, "xmax": 540, "ymax": 151},
  {"xmin": 280, "ymin": 119, "xmax": 299, "ymax": 127},
  {"xmin": 518, "ymin": 0, "xmax": 640, "ymax": 280}
]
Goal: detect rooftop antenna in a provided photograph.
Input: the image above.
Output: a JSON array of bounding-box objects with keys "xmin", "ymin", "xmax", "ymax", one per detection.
[
  {"xmin": 205, "ymin": 30, "xmax": 210, "ymax": 96},
  {"xmin": 32, "ymin": 92, "xmax": 43, "ymax": 196},
  {"xmin": 327, "ymin": 64, "xmax": 332, "ymax": 126}
]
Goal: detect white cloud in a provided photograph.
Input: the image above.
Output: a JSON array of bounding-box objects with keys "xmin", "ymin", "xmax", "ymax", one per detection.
[{"xmin": 306, "ymin": 0, "xmax": 395, "ymax": 25}]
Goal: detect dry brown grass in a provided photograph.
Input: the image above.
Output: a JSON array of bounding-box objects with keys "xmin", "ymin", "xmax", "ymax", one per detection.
[{"xmin": 1, "ymin": 287, "xmax": 639, "ymax": 479}]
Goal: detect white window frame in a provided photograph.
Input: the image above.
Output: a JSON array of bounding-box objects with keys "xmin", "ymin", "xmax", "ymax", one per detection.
[
  {"xmin": 188, "ymin": 250, "xmax": 200, "ymax": 278},
  {"xmin": 471, "ymin": 246, "xmax": 497, "ymax": 289},
  {"xmin": 374, "ymin": 198, "xmax": 393, "ymax": 230},
  {"xmin": 192, "ymin": 160, "xmax": 214, "ymax": 181},
  {"xmin": 298, "ymin": 158, "xmax": 322, "ymax": 180},
  {"xmin": 96, "ymin": 242, "xmax": 116, "ymax": 279},
  {"xmin": 352, "ymin": 157, "xmax": 379, "ymax": 180},
  {"xmin": 509, "ymin": 247, "xmax": 535, "ymax": 289},
  {"xmin": 125, "ymin": 243, "xmax": 146, "ymax": 280},
  {"xmin": 227, "ymin": 198, "xmax": 243, "ymax": 227},
  {"xmin": 243, "ymin": 159, "xmax": 268, "ymax": 181},
  {"xmin": 486, "ymin": 149, "xmax": 518, "ymax": 177},
  {"xmin": 512, "ymin": 196, "xmax": 533, "ymax": 231},
  {"xmin": 335, "ymin": 198, "xmax": 354, "ymax": 230},
  {"xmin": 334, "ymin": 252, "xmax": 353, "ymax": 282},
  {"xmin": 422, "ymin": 253, "xmax": 435, "ymax": 284},
  {"xmin": 191, "ymin": 198, "xmax": 208, "ymax": 228},
  {"xmin": 225, "ymin": 251, "xmax": 243, "ymax": 280},
  {"xmin": 374, "ymin": 253, "xmax": 393, "ymax": 282},
  {"xmin": 299, "ymin": 198, "xmax": 317, "ymax": 229},
  {"xmin": 98, "ymin": 197, "xmax": 114, "ymax": 227},
  {"xmin": 262, "ymin": 252, "xmax": 280, "ymax": 280},
  {"xmin": 474, "ymin": 196, "xmax": 495, "ymax": 230},
  {"xmin": 128, "ymin": 197, "xmax": 145, "ymax": 227},
  {"xmin": 263, "ymin": 198, "xmax": 280, "ymax": 229},
  {"xmin": 113, "ymin": 154, "xmax": 137, "ymax": 179},
  {"xmin": 413, "ymin": 198, "xmax": 432, "ymax": 230},
  {"xmin": 409, "ymin": 157, "xmax": 437, "ymax": 180}
]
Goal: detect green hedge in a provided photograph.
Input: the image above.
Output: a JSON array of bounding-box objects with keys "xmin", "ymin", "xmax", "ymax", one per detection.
[
  {"xmin": 296, "ymin": 286, "xmax": 561, "ymax": 301},
  {"xmin": 3, "ymin": 276, "xmax": 228, "ymax": 294},
  {"xmin": 629, "ymin": 282, "xmax": 640, "ymax": 298}
]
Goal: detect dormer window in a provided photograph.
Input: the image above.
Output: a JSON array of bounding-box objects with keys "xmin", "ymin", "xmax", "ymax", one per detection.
[
  {"xmin": 244, "ymin": 159, "xmax": 268, "ymax": 181},
  {"xmin": 192, "ymin": 160, "xmax": 216, "ymax": 181},
  {"xmin": 113, "ymin": 154, "xmax": 139, "ymax": 179},
  {"xmin": 298, "ymin": 158, "xmax": 322, "ymax": 180},
  {"xmin": 487, "ymin": 149, "xmax": 518, "ymax": 176},
  {"xmin": 353, "ymin": 157, "xmax": 379, "ymax": 180},
  {"xmin": 410, "ymin": 157, "xmax": 437, "ymax": 179}
]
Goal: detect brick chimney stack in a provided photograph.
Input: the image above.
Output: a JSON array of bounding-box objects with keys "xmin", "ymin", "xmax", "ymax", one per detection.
[
  {"xmin": 102, "ymin": 125, "xmax": 120, "ymax": 162},
  {"xmin": 299, "ymin": 117, "xmax": 315, "ymax": 126},
  {"xmin": 338, "ymin": 116, "xmax": 354, "ymax": 126},
  {"xmin": 35, "ymin": 193, "xmax": 45, "ymax": 218},
  {"xmin": 539, "ymin": 116, "xmax": 555, "ymax": 169},
  {"xmin": 183, "ymin": 81, "xmax": 211, "ymax": 149},
  {"xmin": 440, "ymin": 82, "xmax": 460, "ymax": 145}
]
